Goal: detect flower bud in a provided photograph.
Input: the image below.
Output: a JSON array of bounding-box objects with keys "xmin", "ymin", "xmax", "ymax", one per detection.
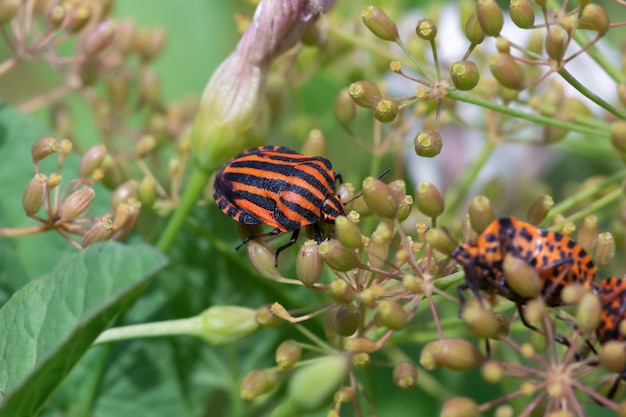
[
  {"xmin": 333, "ymin": 304, "xmax": 361, "ymax": 337},
  {"xmin": 294, "ymin": 240, "xmax": 322, "ymax": 287},
  {"xmin": 83, "ymin": 21, "xmax": 116, "ymax": 57},
  {"xmin": 577, "ymin": 215, "xmax": 598, "ymax": 252},
  {"xmin": 79, "ymin": 144, "xmax": 107, "ymax": 179},
  {"xmin": 599, "ymin": 341, "xmax": 626, "ymax": 373},
  {"xmin": 440, "ymin": 397, "xmax": 479, "ymax": 417},
  {"xmin": 415, "ymin": 181, "xmax": 445, "ymax": 218},
  {"xmin": 502, "ymin": 255, "xmax": 542, "ymax": 299},
  {"xmin": 287, "ymin": 354, "xmax": 350, "ymax": 412},
  {"xmin": 576, "ymin": 292, "xmax": 601, "ymax": 333},
  {"xmin": 348, "ymin": 80, "xmax": 382, "ymax": 108},
  {"xmin": 396, "ymin": 195, "xmax": 413, "ymax": 222},
  {"xmin": 47, "ymin": 5, "xmax": 66, "ymax": 29},
  {"xmin": 450, "ymin": 61, "xmax": 480, "ymax": 91},
  {"xmin": 510, "ymin": 0, "xmax": 535, "ymax": 29},
  {"xmin": 22, "ymin": 173, "xmax": 48, "ymax": 216},
  {"xmin": 352, "ymin": 352, "xmax": 371, "ymax": 369},
  {"xmin": 344, "ymin": 337, "xmax": 378, "ymax": 353},
  {"xmin": 255, "ymin": 304, "xmax": 281, "ymax": 328},
  {"xmin": 481, "ymin": 360, "xmax": 503, "ymax": 383},
  {"xmin": 462, "ymin": 298, "xmax": 501, "ymax": 339},
  {"xmin": 110, "ymin": 180, "xmax": 138, "ymax": 211},
  {"xmin": 135, "ymin": 134, "xmax": 158, "ymax": 158},
  {"xmin": 111, "ymin": 199, "xmax": 141, "ymax": 240},
  {"xmin": 414, "ymin": 130, "xmax": 443, "ymax": 157},
  {"xmin": 362, "ymin": 177, "xmax": 399, "ymax": 218},
  {"xmin": 367, "ymin": 231, "xmax": 390, "ymax": 269},
  {"xmin": 137, "ymin": 176, "xmax": 158, "ymax": 209},
  {"xmin": 489, "ymin": 53, "xmax": 525, "ymax": 90},
  {"xmin": 468, "ymin": 196, "xmax": 494, "ymax": 234},
  {"xmin": 248, "ymin": 241, "xmax": 281, "ymax": 279},
  {"xmin": 319, "ymin": 239, "xmax": 360, "ymax": 271},
  {"xmin": 618, "ymin": 84, "xmax": 626, "ymax": 108},
  {"xmin": 31, "ymin": 137, "xmax": 59, "ymax": 162},
  {"xmin": 81, "ymin": 217, "xmax": 113, "ymax": 247},
  {"xmin": 393, "ymin": 362, "xmax": 417, "ymax": 389},
  {"xmin": 427, "ymin": 228, "xmax": 458, "ymax": 256},
  {"xmin": 139, "ymin": 67, "xmax": 161, "ymax": 108},
  {"xmin": 476, "ymin": 0, "xmax": 504, "ymax": 36},
  {"xmin": 65, "ymin": 3, "xmax": 92, "ymax": 33},
  {"xmin": 334, "ymin": 88, "xmax": 356, "ymax": 129},
  {"xmin": 60, "ymin": 187, "xmax": 95, "ymax": 221},
  {"xmin": 595, "ymin": 232, "xmax": 615, "ymax": 267},
  {"xmin": 465, "ymin": 12, "xmax": 486, "ymax": 45},
  {"xmin": 47, "ymin": 173, "xmax": 62, "ymax": 190},
  {"xmin": 276, "ymin": 339, "xmax": 302, "ymax": 369},
  {"xmin": 416, "ymin": 18, "xmax": 437, "ymax": 40},
  {"xmin": 330, "ymin": 279, "xmax": 356, "ymax": 304},
  {"xmin": 420, "ymin": 338, "xmax": 482, "ymax": 371},
  {"xmin": 578, "ymin": 3, "xmax": 609, "ymax": 35},
  {"xmin": 545, "ymin": 26, "xmax": 567, "ymax": 62},
  {"xmin": 524, "ymin": 297, "xmax": 548, "ymax": 324},
  {"xmin": 561, "ymin": 283, "xmax": 587, "ymax": 305},
  {"xmin": 526, "ymin": 194, "xmax": 553, "ymax": 225},
  {"xmin": 611, "ymin": 121, "xmax": 626, "ymax": 153},
  {"xmin": 375, "ymin": 300, "xmax": 407, "ymax": 331},
  {"xmin": 240, "ymin": 369, "xmax": 278, "ymax": 399},
  {"xmin": 373, "ymin": 97, "xmax": 399, "ymax": 123},
  {"xmin": 361, "ymin": 6, "xmax": 399, "ymax": 42},
  {"xmin": 101, "ymin": 154, "xmax": 125, "ymax": 190},
  {"xmin": 0, "ymin": 0, "xmax": 18, "ymax": 25},
  {"xmin": 134, "ymin": 27, "xmax": 167, "ymax": 62},
  {"xmin": 335, "ymin": 216, "xmax": 363, "ymax": 249}
]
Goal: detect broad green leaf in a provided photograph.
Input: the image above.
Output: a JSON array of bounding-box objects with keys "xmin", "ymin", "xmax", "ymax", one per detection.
[{"xmin": 0, "ymin": 241, "xmax": 168, "ymax": 417}]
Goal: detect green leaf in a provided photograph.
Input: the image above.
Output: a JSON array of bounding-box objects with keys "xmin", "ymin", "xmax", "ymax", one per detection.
[{"xmin": 0, "ymin": 241, "xmax": 168, "ymax": 417}]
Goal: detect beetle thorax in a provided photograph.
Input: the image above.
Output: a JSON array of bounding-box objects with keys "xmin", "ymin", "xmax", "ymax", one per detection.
[{"xmin": 321, "ymin": 194, "xmax": 345, "ymax": 222}]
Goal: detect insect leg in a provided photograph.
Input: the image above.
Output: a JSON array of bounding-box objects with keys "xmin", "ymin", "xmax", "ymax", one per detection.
[
  {"xmin": 273, "ymin": 228, "xmax": 301, "ymax": 266},
  {"xmin": 236, "ymin": 228, "xmax": 282, "ymax": 250}
]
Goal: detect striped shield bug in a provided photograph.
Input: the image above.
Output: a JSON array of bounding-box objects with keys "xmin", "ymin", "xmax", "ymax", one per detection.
[{"xmin": 213, "ymin": 145, "xmax": 346, "ymax": 265}]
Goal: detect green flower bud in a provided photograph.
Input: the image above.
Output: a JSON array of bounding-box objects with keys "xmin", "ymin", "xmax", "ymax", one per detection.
[
  {"xmin": 375, "ymin": 300, "xmax": 407, "ymax": 331},
  {"xmin": 396, "ymin": 195, "xmax": 413, "ymax": 222},
  {"xmin": 333, "ymin": 304, "xmax": 361, "ymax": 337},
  {"xmin": 489, "ymin": 53, "xmax": 525, "ymax": 90},
  {"xmin": 352, "ymin": 352, "xmax": 371, "ymax": 369},
  {"xmin": 510, "ymin": 0, "xmax": 535, "ymax": 29},
  {"xmin": 526, "ymin": 194, "xmax": 553, "ymax": 225},
  {"xmin": 111, "ymin": 199, "xmax": 141, "ymax": 241},
  {"xmin": 81, "ymin": 217, "xmax": 113, "ymax": 247},
  {"xmin": 101, "ymin": 154, "xmax": 125, "ymax": 190},
  {"xmin": 330, "ymin": 279, "xmax": 356, "ymax": 304},
  {"xmin": 195, "ymin": 305, "xmax": 259, "ymax": 345},
  {"xmin": 465, "ymin": 12, "xmax": 486, "ymax": 45},
  {"xmin": 415, "ymin": 181, "xmax": 445, "ymax": 218},
  {"xmin": 0, "ymin": 0, "xmax": 18, "ymax": 25},
  {"xmin": 495, "ymin": 36, "xmax": 510, "ymax": 53},
  {"xmin": 301, "ymin": 129, "xmax": 327, "ymax": 159},
  {"xmin": 576, "ymin": 215, "xmax": 598, "ymax": 253},
  {"xmin": 110, "ymin": 179, "xmax": 138, "ymax": 212},
  {"xmin": 79, "ymin": 144, "xmax": 107, "ymax": 179},
  {"xmin": 22, "ymin": 173, "xmax": 48, "ymax": 216},
  {"xmin": 416, "ymin": 18, "xmax": 437, "ymax": 40},
  {"xmin": 576, "ymin": 292, "xmax": 601, "ymax": 333},
  {"xmin": 83, "ymin": 21, "xmax": 116, "ymax": 57},
  {"xmin": 255, "ymin": 304, "xmax": 281, "ymax": 328},
  {"xmin": 450, "ymin": 61, "xmax": 480, "ymax": 91},
  {"xmin": 502, "ymin": 255, "xmax": 542, "ymax": 299},
  {"xmin": 361, "ymin": 6, "xmax": 399, "ymax": 42},
  {"xmin": 481, "ymin": 360, "xmax": 503, "ymax": 384},
  {"xmin": 420, "ymin": 338, "xmax": 482, "ymax": 371},
  {"xmin": 373, "ymin": 97, "xmax": 399, "ymax": 123},
  {"xmin": 47, "ymin": 5, "xmax": 66, "ymax": 29},
  {"xmin": 427, "ymin": 227, "xmax": 458, "ymax": 256},
  {"xmin": 137, "ymin": 176, "xmax": 158, "ymax": 209},
  {"xmin": 295, "ymin": 240, "xmax": 322, "ymax": 287},
  {"xmin": 334, "ymin": 88, "xmax": 356, "ymax": 129},
  {"xmin": 335, "ymin": 216, "xmax": 363, "ymax": 249},
  {"xmin": 476, "ymin": 0, "xmax": 504, "ymax": 36},
  {"xmin": 31, "ymin": 137, "xmax": 59, "ymax": 162},
  {"xmin": 344, "ymin": 337, "xmax": 378, "ymax": 353},
  {"xmin": 135, "ymin": 134, "xmax": 157, "ymax": 158},
  {"xmin": 526, "ymin": 30, "xmax": 544, "ymax": 55},
  {"xmin": 440, "ymin": 397, "xmax": 479, "ymax": 417},
  {"xmin": 134, "ymin": 27, "xmax": 167, "ymax": 62},
  {"xmin": 387, "ymin": 179, "xmax": 406, "ymax": 203},
  {"xmin": 248, "ymin": 241, "xmax": 281, "ymax": 279},
  {"xmin": 276, "ymin": 339, "xmax": 302, "ymax": 369},
  {"xmin": 65, "ymin": 3, "xmax": 92, "ymax": 33},
  {"xmin": 367, "ymin": 231, "xmax": 390, "ymax": 269},
  {"xmin": 461, "ymin": 298, "xmax": 501, "ymax": 339},
  {"xmin": 611, "ymin": 121, "xmax": 626, "ymax": 153},
  {"xmin": 599, "ymin": 341, "xmax": 626, "ymax": 373},
  {"xmin": 286, "ymin": 354, "xmax": 350, "ymax": 412},
  {"xmin": 60, "ymin": 187, "xmax": 95, "ymax": 221},
  {"xmin": 414, "ymin": 130, "xmax": 443, "ymax": 157},
  {"xmin": 393, "ymin": 362, "xmax": 417, "ymax": 389},
  {"xmin": 362, "ymin": 177, "xmax": 399, "ymax": 218},
  {"xmin": 578, "ymin": 3, "xmax": 609, "ymax": 35},
  {"xmin": 319, "ymin": 239, "xmax": 361, "ymax": 271},
  {"xmin": 524, "ymin": 297, "xmax": 548, "ymax": 325},
  {"xmin": 468, "ymin": 195, "xmax": 494, "ymax": 234},
  {"xmin": 348, "ymin": 80, "xmax": 382, "ymax": 108},
  {"xmin": 240, "ymin": 369, "xmax": 278, "ymax": 400},
  {"xmin": 595, "ymin": 232, "xmax": 615, "ymax": 268},
  {"xmin": 545, "ymin": 26, "xmax": 567, "ymax": 62}
]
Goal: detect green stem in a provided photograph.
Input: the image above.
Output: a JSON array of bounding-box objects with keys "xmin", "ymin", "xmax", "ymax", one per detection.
[
  {"xmin": 557, "ymin": 68, "xmax": 626, "ymax": 120},
  {"xmin": 570, "ymin": 31, "xmax": 624, "ymax": 83},
  {"xmin": 156, "ymin": 167, "xmax": 210, "ymax": 252},
  {"xmin": 551, "ymin": 187, "xmax": 625, "ymax": 230},
  {"xmin": 446, "ymin": 90, "xmax": 611, "ymax": 138},
  {"xmin": 93, "ymin": 317, "xmax": 205, "ymax": 345}
]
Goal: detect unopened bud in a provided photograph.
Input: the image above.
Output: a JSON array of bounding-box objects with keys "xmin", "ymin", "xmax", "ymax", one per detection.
[
  {"xmin": 111, "ymin": 199, "xmax": 140, "ymax": 240},
  {"xmin": 319, "ymin": 239, "xmax": 361, "ymax": 271},
  {"xmin": 577, "ymin": 215, "xmax": 598, "ymax": 252},
  {"xmin": 110, "ymin": 180, "xmax": 138, "ymax": 211},
  {"xmin": 362, "ymin": 6, "xmax": 399, "ymax": 42},
  {"xmin": 31, "ymin": 137, "xmax": 59, "ymax": 162},
  {"xmin": 462, "ymin": 298, "xmax": 502, "ymax": 339},
  {"xmin": 367, "ymin": 231, "xmax": 390, "ymax": 269},
  {"xmin": 393, "ymin": 362, "xmax": 417, "ymax": 389},
  {"xmin": 427, "ymin": 228, "xmax": 458, "ymax": 256},
  {"xmin": 362, "ymin": 177, "xmax": 399, "ymax": 218},
  {"xmin": 610, "ymin": 121, "xmax": 626, "ymax": 153},
  {"xmin": 414, "ymin": 130, "xmax": 443, "ymax": 157},
  {"xmin": 334, "ymin": 88, "xmax": 356, "ymax": 128},
  {"xmin": 373, "ymin": 97, "xmax": 399, "ymax": 123},
  {"xmin": 468, "ymin": 196, "xmax": 494, "ymax": 234},
  {"xmin": 599, "ymin": 341, "xmax": 626, "ymax": 373},
  {"xmin": 450, "ymin": 61, "xmax": 480, "ymax": 91},
  {"xmin": 65, "ymin": 4, "xmax": 92, "ymax": 33},
  {"xmin": 396, "ymin": 196, "xmax": 413, "ymax": 222},
  {"xmin": 101, "ymin": 154, "xmax": 125, "ymax": 190},
  {"xmin": 83, "ymin": 21, "xmax": 116, "ymax": 56},
  {"xmin": 334, "ymin": 386, "xmax": 355, "ymax": 403},
  {"xmin": 79, "ymin": 144, "xmax": 107, "ymax": 178},
  {"xmin": 22, "ymin": 173, "xmax": 48, "ymax": 216},
  {"xmin": 595, "ymin": 232, "xmax": 615, "ymax": 267},
  {"xmin": 247, "ymin": 241, "xmax": 281, "ymax": 279},
  {"xmin": 415, "ymin": 182, "xmax": 445, "ymax": 218},
  {"xmin": 416, "ymin": 18, "xmax": 437, "ymax": 40},
  {"xmin": 335, "ymin": 216, "xmax": 363, "ymax": 249},
  {"xmin": 481, "ymin": 360, "xmax": 503, "ymax": 383},
  {"xmin": 139, "ymin": 67, "xmax": 161, "ymax": 108},
  {"xmin": 295, "ymin": 240, "xmax": 323, "ymax": 287},
  {"xmin": 135, "ymin": 134, "xmax": 158, "ymax": 158},
  {"xmin": 333, "ymin": 304, "xmax": 361, "ymax": 337},
  {"xmin": 47, "ymin": 173, "xmax": 62, "ymax": 190},
  {"xmin": 134, "ymin": 27, "xmax": 167, "ymax": 62},
  {"xmin": 348, "ymin": 80, "xmax": 382, "ymax": 108},
  {"xmin": 301, "ymin": 129, "xmax": 327, "ymax": 158},
  {"xmin": 503, "ymin": 255, "xmax": 542, "ymax": 299},
  {"xmin": 440, "ymin": 397, "xmax": 479, "ymax": 417},
  {"xmin": 60, "ymin": 187, "xmax": 95, "ymax": 221},
  {"xmin": 255, "ymin": 304, "xmax": 281, "ymax": 328},
  {"xmin": 476, "ymin": 0, "xmax": 504, "ymax": 36},
  {"xmin": 489, "ymin": 53, "xmax": 525, "ymax": 90},
  {"xmin": 576, "ymin": 292, "xmax": 601, "ymax": 333},
  {"xmin": 510, "ymin": 0, "xmax": 535, "ymax": 29},
  {"xmin": 330, "ymin": 279, "xmax": 356, "ymax": 304},
  {"xmin": 545, "ymin": 26, "xmax": 567, "ymax": 62},
  {"xmin": 527, "ymin": 194, "xmax": 553, "ymax": 225},
  {"xmin": 376, "ymin": 300, "xmax": 407, "ymax": 331},
  {"xmin": 420, "ymin": 338, "xmax": 482, "ymax": 371},
  {"xmin": 578, "ymin": 3, "xmax": 609, "ymax": 35},
  {"xmin": 0, "ymin": 0, "xmax": 19, "ymax": 25},
  {"xmin": 352, "ymin": 352, "xmax": 371, "ymax": 369},
  {"xmin": 345, "ymin": 337, "xmax": 378, "ymax": 353},
  {"xmin": 137, "ymin": 176, "xmax": 158, "ymax": 209},
  {"xmin": 276, "ymin": 340, "xmax": 302, "ymax": 369},
  {"xmin": 240, "ymin": 369, "xmax": 278, "ymax": 400},
  {"xmin": 81, "ymin": 217, "xmax": 113, "ymax": 247},
  {"xmin": 47, "ymin": 5, "xmax": 66, "ymax": 28},
  {"xmin": 465, "ymin": 12, "xmax": 486, "ymax": 45}
]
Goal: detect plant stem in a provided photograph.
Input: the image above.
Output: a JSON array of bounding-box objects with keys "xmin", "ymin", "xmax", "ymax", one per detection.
[
  {"xmin": 0, "ymin": 223, "xmax": 50, "ymax": 236},
  {"xmin": 93, "ymin": 317, "xmax": 204, "ymax": 345},
  {"xmin": 557, "ymin": 68, "xmax": 626, "ymax": 120}
]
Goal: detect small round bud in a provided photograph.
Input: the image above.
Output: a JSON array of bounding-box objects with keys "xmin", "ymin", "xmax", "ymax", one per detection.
[
  {"xmin": 83, "ymin": 21, "xmax": 116, "ymax": 57},
  {"xmin": 440, "ymin": 397, "xmax": 479, "ymax": 417},
  {"xmin": 393, "ymin": 362, "xmax": 417, "ymax": 389},
  {"xmin": 60, "ymin": 187, "xmax": 95, "ymax": 221},
  {"xmin": 495, "ymin": 36, "xmax": 510, "ymax": 54},
  {"xmin": 276, "ymin": 340, "xmax": 302, "ymax": 369},
  {"xmin": 31, "ymin": 137, "xmax": 59, "ymax": 162},
  {"xmin": 595, "ymin": 232, "xmax": 615, "ymax": 267},
  {"xmin": 0, "ymin": 0, "xmax": 19, "ymax": 25},
  {"xmin": 375, "ymin": 300, "xmax": 407, "ymax": 331},
  {"xmin": 481, "ymin": 360, "xmax": 503, "ymax": 383},
  {"xmin": 301, "ymin": 129, "xmax": 327, "ymax": 159},
  {"xmin": 610, "ymin": 121, "xmax": 626, "ymax": 153},
  {"xmin": 138, "ymin": 67, "xmax": 161, "ymax": 108},
  {"xmin": 415, "ymin": 182, "xmax": 445, "ymax": 218},
  {"xmin": 334, "ymin": 88, "xmax": 356, "ymax": 129},
  {"xmin": 296, "ymin": 240, "xmax": 323, "ymax": 287},
  {"xmin": 361, "ymin": 6, "xmax": 399, "ymax": 41},
  {"xmin": 255, "ymin": 304, "xmax": 281, "ymax": 328},
  {"xmin": 420, "ymin": 338, "xmax": 482, "ymax": 371},
  {"xmin": 396, "ymin": 196, "xmax": 413, "ymax": 222},
  {"xmin": 79, "ymin": 144, "xmax": 107, "ymax": 179},
  {"xmin": 135, "ymin": 134, "xmax": 158, "ymax": 158},
  {"xmin": 465, "ymin": 13, "xmax": 486, "ymax": 45},
  {"xmin": 373, "ymin": 97, "xmax": 399, "ymax": 123},
  {"xmin": 352, "ymin": 352, "xmax": 371, "ymax": 369},
  {"xmin": 577, "ymin": 215, "xmax": 598, "ymax": 252},
  {"xmin": 524, "ymin": 297, "xmax": 548, "ymax": 324},
  {"xmin": 416, "ymin": 18, "xmax": 437, "ymax": 40},
  {"xmin": 101, "ymin": 154, "xmax": 125, "ymax": 190},
  {"xmin": 510, "ymin": 0, "xmax": 535, "ymax": 29},
  {"xmin": 47, "ymin": 5, "xmax": 66, "ymax": 28},
  {"xmin": 330, "ymin": 279, "xmax": 356, "ymax": 304},
  {"xmin": 335, "ymin": 216, "xmax": 363, "ymax": 249},
  {"xmin": 344, "ymin": 337, "xmax": 378, "ymax": 353},
  {"xmin": 414, "ymin": 130, "xmax": 443, "ymax": 157},
  {"xmin": 362, "ymin": 177, "xmax": 399, "ymax": 218},
  {"xmin": 348, "ymin": 80, "xmax": 382, "ymax": 108},
  {"xmin": 240, "ymin": 369, "xmax": 277, "ymax": 400},
  {"xmin": 65, "ymin": 4, "xmax": 92, "ymax": 33},
  {"xmin": 134, "ymin": 27, "xmax": 167, "ymax": 62},
  {"xmin": 545, "ymin": 26, "xmax": 567, "ymax": 62},
  {"xmin": 22, "ymin": 173, "xmax": 48, "ymax": 216},
  {"xmin": 502, "ymin": 255, "xmax": 542, "ymax": 299},
  {"xmin": 333, "ymin": 304, "xmax": 361, "ymax": 337},
  {"xmin": 561, "ymin": 283, "xmax": 587, "ymax": 305},
  {"xmin": 489, "ymin": 53, "xmax": 525, "ymax": 90},
  {"xmin": 450, "ymin": 61, "xmax": 480, "ymax": 91},
  {"xmin": 476, "ymin": 0, "xmax": 504, "ymax": 36},
  {"xmin": 137, "ymin": 176, "xmax": 158, "ymax": 209},
  {"xmin": 427, "ymin": 228, "xmax": 458, "ymax": 256},
  {"xmin": 578, "ymin": 3, "xmax": 609, "ymax": 35},
  {"xmin": 461, "ymin": 298, "xmax": 501, "ymax": 339},
  {"xmin": 367, "ymin": 231, "xmax": 390, "ymax": 269},
  {"xmin": 47, "ymin": 173, "xmax": 62, "ymax": 190},
  {"xmin": 248, "ymin": 241, "xmax": 281, "ymax": 279},
  {"xmin": 319, "ymin": 240, "xmax": 361, "ymax": 271},
  {"xmin": 81, "ymin": 217, "xmax": 113, "ymax": 247},
  {"xmin": 527, "ymin": 194, "xmax": 553, "ymax": 225},
  {"xmin": 575, "ymin": 292, "xmax": 601, "ymax": 333},
  {"xmin": 468, "ymin": 196, "xmax": 494, "ymax": 234},
  {"xmin": 110, "ymin": 180, "xmax": 138, "ymax": 211},
  {"xmin": 599, "ymin": 341, "xmax": 626, "ymax": 373}
]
